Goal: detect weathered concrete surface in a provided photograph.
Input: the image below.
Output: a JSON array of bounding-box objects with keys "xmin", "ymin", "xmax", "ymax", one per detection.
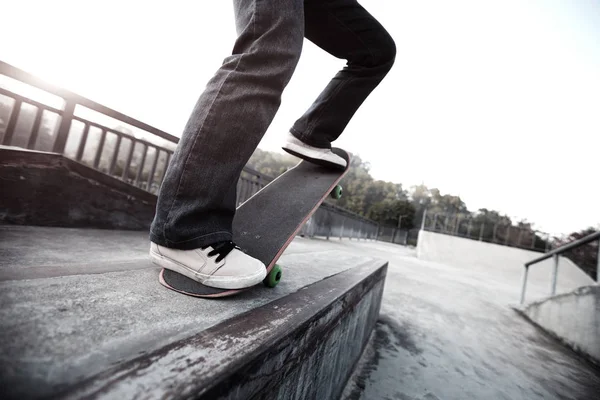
[
  {"xmin": 0, "ymin": 146, "xmax": 156, "ymax": 229},
  {"xmin": 417, "ymin": 230, "xmax": 594, "ymax": 302},
  {"xmin": 3, "ymin": 227, "xmax": 600, "ymax": 399},
  {"xmin": 0, "ymin": 226, "xmax": 383, "ymax": 399},
  {"xmin": 0, "ymin": 225, "xmax": 151, "ymax": 280},
  {"xmin": 64, "ymin": 260, "xmax": 386, "ymax": 400},
  {"xmin": 333, "ymin": 239, "xmax": 600, "ymax": 400},
  {"xmin": 519, "ymin": 285, "xmax": 600, "ymax": 365}
]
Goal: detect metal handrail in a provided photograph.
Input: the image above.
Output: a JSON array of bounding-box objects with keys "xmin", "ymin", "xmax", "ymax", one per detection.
[
  {"xmin": 0, "ymin": 60, "xmax": 178, "ymax": 144},
  {"xmin": 525, "ymin": 231, "xmax": 600, "ymax": 267},
  {"xmin": 520, "ymin": 231, "xmax": 600, "ymax": 304}
]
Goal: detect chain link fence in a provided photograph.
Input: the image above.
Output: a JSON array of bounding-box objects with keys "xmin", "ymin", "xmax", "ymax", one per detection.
[
  {"xmin": 375, "ymin": 225, "xmax": 408, "ymax": 245},
  {"xmin": 422, "ymin": 211, "xmax": 551, "ymax": 252},
  {"xmin": 298, "ymin": 202, "xmax": 379, "ymax": 240}
]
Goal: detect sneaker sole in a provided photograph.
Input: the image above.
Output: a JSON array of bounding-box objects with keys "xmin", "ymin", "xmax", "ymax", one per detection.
[
  {"xmin": 282, "ymin": 144, "xmax": 346, "ymax": 170},
  {"xmin": 149, "ymin": 249, "xmax": 266, "ymax": 290}
]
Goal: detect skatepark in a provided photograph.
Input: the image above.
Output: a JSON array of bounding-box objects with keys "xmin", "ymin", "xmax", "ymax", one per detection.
[
  {"xmin": 1, "ymin": 61, "xmax": 600, "ymax": 399},
  {"xmin": 1, "ymin": 226, "xmax": 599, "ymax": 399}
]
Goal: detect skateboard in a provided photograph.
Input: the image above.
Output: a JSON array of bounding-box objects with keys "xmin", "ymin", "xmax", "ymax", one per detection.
[{"xmin": 158, "ymin": 148, "xmax": 351, "ymax": 298}]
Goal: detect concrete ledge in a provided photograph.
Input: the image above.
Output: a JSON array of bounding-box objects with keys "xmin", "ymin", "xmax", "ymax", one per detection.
[
  {"xmin": 515, "ymin": 285, "xmax": 600, "ymax": 366},
  {"xmin": 64, "ymin": 260, "xmax": 386, "ymax": 399},
  {"xmin": 0, "ymin": 226, "xmax": 387, "ymax": 399}
]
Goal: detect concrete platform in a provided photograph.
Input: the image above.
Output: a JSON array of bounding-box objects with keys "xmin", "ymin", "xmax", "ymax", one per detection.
[{"xmin": 0, "ymin": 226, "xmax": 387, "ymax": 399}]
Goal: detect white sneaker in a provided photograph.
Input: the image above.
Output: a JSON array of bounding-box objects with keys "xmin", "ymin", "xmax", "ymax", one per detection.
[
  {"xmin": 282, "ymin": 132, "xmax": 347, "ymax": 169},
  {"xmin": 149, "ymin": 241, "xmax": 267, "ymax": 289}
]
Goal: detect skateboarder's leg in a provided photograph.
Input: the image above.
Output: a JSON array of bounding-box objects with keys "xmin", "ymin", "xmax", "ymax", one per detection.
[
  {"xmin": 284, "ymin": 0, "xmax": 395, "ymax": 165},
  {"xmin": 149, "ymin": 0, "xmax": 304, "ymax": 288}
]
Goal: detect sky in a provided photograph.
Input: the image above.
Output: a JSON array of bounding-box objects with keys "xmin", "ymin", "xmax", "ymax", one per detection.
[{"xmin": 1, "ymin": 0, "xmax": 599, "ymax": 236}]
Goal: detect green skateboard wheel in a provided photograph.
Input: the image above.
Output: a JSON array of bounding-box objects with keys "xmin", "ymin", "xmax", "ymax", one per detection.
[
  {"xmin": 264, "ymin": 264, "xmax": 283, "ymax": 288},
  {"xmin": 330, "ymin": 185, "xmax": 343, "ymax": 199}
]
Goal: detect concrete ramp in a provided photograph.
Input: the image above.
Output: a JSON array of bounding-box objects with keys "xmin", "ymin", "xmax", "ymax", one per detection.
[{"xmin": 417, "ymin": 230, "xmax": 594, "ymax": 301}]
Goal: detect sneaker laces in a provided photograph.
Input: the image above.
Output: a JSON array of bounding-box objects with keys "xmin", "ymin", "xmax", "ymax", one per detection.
[{"xmin": 202, "ymin": 241, "xmax": 239, "ymax": 263}]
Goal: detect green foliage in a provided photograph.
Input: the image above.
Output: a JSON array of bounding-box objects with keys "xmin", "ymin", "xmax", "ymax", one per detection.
[
  {"xmin": 247, "ymin": 148, "xmax": 297, "ymax": 178},
  {"xmin": 554, "ymin": 227, "xmax": 599, "ymax": 280},
  {"xmin": 244, "ymin": 148, "xmax": 576, "ymax": 255},
  {"xmin": 247, "ymin": 150, "xmax": 414, "ymax": 229},
  {"xmin": 367, "ymin": 199, "xmax": 415, "ymax": 229}
]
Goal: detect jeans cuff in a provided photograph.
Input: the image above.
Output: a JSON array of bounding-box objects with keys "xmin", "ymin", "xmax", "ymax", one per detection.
[
  {"xmin": 289, "ymin": 127, "xmax": 331, "ymax": 149},
  {"xmin": 149, "ymin": 230, "xmax": 233, "ymax": 250}
]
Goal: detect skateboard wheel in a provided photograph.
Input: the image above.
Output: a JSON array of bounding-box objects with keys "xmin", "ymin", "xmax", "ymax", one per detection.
[
  {"xmin": 330, "ymin": 185, "xmax": 343, "ymax": 199},
  {"xmin": 264, "ymin": 264, "xmax": 282, "ymax": 288}
]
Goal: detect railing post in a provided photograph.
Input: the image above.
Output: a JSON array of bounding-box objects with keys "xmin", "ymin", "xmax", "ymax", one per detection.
[
  {"xmin": 2, "ymin": 98, "xmax": 22, "ymax": 145},
  {"xmin": 53, "ymin": 99, "xmax": 76, "ymax": 154},
  {"xmin": 520, "ymin": 265, "xmax": 529, "ymax": 304},
  {"xmin": 551, "ymin": 254, "xmax": 559, "ymax": 296},
  {"xmin": 523, "ymin": 231, "xmax": 600, "ymax": 302},
  {"xmin": 479, "ymin": 222, "xmax": 485, "ymax": 241},
  {"xmin": 596, "ymin": 239, "xmax": 600, "ymax": 282},
  {"xmin": 421, "ymin": 209, "xmax": 427, "ymax": 230}
]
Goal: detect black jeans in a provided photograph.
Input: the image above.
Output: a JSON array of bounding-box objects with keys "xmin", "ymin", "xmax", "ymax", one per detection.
[{"xmin": 150, "ymin": 0, "xmax": 396, "ymax": 250}]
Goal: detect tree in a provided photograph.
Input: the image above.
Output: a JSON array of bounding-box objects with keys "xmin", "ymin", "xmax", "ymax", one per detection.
[
  {"xmin": 241, "ymin": 147, "xmax": 564, "ymax": 252},
  {"xmin": 367, "ymin": 199, "xmax": 415, "ymax": 229},
  {"xmin": 247, "ymin": 148, "xmax": 297, "ymax": 178},
  {"xmin": 554, "ymin": 227, "xmax": 599, "ymax": 280}
]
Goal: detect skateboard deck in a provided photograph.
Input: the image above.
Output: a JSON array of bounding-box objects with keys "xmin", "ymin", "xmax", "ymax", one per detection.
[{"xmin": 159, "ymin": 148, "xmax": 351, "ymax": 298}]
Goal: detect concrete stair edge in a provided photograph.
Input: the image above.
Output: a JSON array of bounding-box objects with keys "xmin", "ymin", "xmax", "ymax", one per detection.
[{"xmin": 57, "ymin": 259, "xmax": 387, "ymax": 400}]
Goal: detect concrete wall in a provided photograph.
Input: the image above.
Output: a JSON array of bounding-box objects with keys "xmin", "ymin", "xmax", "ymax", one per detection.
[
  {"xmin": 417, "ymin": 230, "xmax": 594, "ymax": 301},
  {"xmin": 0, "ymin": 147, "xmax": 156, "ymax": 230},
  {"xmin": 520, "ymin": 285, "xmax": 600, "ymax": 364}
]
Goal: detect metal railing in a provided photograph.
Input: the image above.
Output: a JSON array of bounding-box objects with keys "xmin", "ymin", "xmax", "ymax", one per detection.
[
  {"xmin": 0, "ymin": 60, "xmax": 178, "ymax": 194},
  {"xmin": 0, "ymin": 60, "xmax": 284, "ymax": 205},
  {"xmin": 0, "ymin": 60, "xmax": 388, "ymax": 239},
  {"xmin": 421, "ymin": 210, "xmax": 551, "ymax": 252},
  {"xmin": 299, "ymin": 202, "xmax": 379, "ymax": 240},
  {"xmin": 520, "ymin": 231, "xmax": 600, "ymax": 304}
]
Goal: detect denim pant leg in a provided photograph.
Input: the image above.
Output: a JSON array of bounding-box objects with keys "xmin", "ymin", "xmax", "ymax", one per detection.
[
  {"xmin": 150, "ymin": 0, "xmax": 304, "ymax": 250},
  {"xmin": 291, "ymin": 0, "xmax": 396, "ymax": 149}
]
